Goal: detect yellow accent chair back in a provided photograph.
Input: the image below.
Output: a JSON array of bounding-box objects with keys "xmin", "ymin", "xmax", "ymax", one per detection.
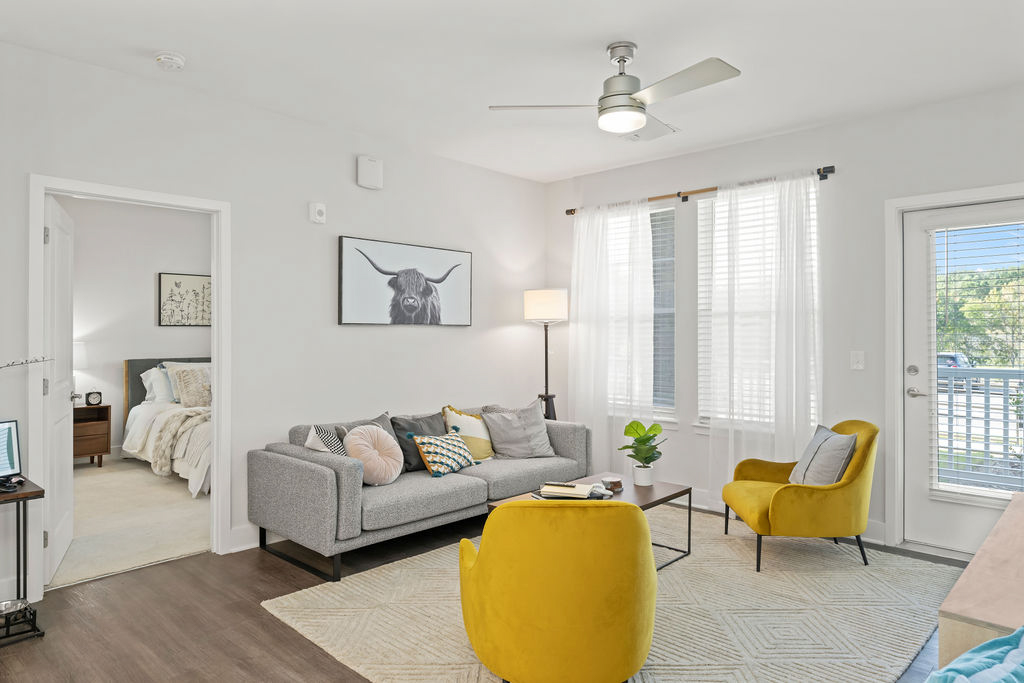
[
  {"xmin": 721, "ymin": 420, "xmax": 879, "ymax": 571},
  {"xmin": 459, "ymin": 500, "xmax": 657, "ymax": 683}
]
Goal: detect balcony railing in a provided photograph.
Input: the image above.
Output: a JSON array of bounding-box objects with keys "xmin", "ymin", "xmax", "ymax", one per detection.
[{"xmin": 935, "ymin": 366, "xmax": 1024, "ymax": 494}]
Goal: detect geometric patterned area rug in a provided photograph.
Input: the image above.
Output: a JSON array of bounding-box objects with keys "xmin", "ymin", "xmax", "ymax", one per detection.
[{"xmin": 262, "ymin": 505, "xmax": 962, "ymax": 682}]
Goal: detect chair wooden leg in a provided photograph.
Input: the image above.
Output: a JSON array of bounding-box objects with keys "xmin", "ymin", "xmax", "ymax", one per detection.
[
  {"xmin": 756, "ymin": 534, "xmax": 762, "ymax": 572},
  {"xmin": 724, "ymin": 505, "xmax": 730, "ymax": 535},
  {"xmin": 856, "ymin": 535, "xmax": 868, "ymax": 566}
]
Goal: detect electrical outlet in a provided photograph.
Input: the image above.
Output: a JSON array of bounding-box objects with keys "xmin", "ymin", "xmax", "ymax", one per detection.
[{"xmin": 850, "ymin": 350, "xmax": 865, "ymax": 370}]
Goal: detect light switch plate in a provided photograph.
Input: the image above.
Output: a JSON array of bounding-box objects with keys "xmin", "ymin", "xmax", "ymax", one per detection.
[{"xmin": 850, "ymin": 350, "xmax": 865, "ymax": 370}]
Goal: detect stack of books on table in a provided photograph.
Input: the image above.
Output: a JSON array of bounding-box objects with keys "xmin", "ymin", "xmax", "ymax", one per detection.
[{"xmin": 533, "ymin": 483, "xmax": 594, "ymax": 500}]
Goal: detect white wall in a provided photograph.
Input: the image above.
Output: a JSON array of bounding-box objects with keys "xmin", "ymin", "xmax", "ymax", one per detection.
[
  {"xmin": 64, "ymin": 197, "xmax": 212, "ymax": 446},
  {"xmin": 546, "ymin": 84, "xmax": 1024, "ymax": 540},
  {"xmin": 0, "ymin": 42, "xmax": 548, "ymax": 601}
]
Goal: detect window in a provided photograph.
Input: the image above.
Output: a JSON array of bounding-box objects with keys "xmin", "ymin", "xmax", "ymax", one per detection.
[
  {"xmin": 605, "ymin": 204, "xmax": 675, "ymax": 411},
  {"xmin": 697, "ymin": 187, "xmax": 819, "ymax": 422},
  {"xmin": 651, "ymin": 207, "xmax": 676, "ymax": 409}
]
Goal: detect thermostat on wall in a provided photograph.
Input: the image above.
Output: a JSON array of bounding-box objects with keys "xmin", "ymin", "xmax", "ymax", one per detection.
[{"xmin": 357, "ymin": 155, "xmax": 384, "ymax": 190}]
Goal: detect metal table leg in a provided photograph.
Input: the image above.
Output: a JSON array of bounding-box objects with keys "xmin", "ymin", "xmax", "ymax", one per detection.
[{"xmin": 653, "ymin": 490, "xmax": 692, "ymax": 571}]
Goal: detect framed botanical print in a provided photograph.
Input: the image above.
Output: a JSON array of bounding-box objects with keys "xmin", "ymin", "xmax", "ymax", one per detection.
[{"xmin": 158, "ymin": 273, "xmax": 211, "ymax": 326}]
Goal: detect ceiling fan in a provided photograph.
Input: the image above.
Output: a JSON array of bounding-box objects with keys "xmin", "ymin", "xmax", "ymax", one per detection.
[{"xmin": 489, "ymin": 41, "xmax": 740, "ymax": 141}]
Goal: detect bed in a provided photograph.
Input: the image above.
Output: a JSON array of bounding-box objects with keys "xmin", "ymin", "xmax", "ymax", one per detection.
[{"xmin": 121, "ymin": 357, "xmax": 212, "ymax": 498}]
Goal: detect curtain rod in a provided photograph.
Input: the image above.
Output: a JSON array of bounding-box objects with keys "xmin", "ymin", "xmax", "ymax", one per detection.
[{"xmin": 564, "ymin": 165, "xmax": 836, "ymax": 216}]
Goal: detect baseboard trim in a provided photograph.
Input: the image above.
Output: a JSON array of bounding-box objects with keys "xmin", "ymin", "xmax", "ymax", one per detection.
[{"xmin": 226, "ymin": 522, "xmax": 259, "ymax": 554}]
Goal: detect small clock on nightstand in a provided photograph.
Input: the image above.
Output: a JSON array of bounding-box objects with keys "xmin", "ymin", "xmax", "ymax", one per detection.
[{"xmin": 85, "ymin": 391, "xmax": 103, "ymax": 406}]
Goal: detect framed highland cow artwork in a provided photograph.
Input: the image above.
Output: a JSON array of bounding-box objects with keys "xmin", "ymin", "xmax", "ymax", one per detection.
[
  {"xmin": 158, "ymin": 272, "xmax": 212, "ymax": 326},
  {"xmin": 339, "ymin": 236, "xmax": 472, "ymax": 326}
]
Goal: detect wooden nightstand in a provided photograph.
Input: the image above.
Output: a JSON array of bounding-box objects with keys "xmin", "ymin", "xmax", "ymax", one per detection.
[{"xmin": 73, "ymin": 404, "xmax": 111, "ymax": 467}]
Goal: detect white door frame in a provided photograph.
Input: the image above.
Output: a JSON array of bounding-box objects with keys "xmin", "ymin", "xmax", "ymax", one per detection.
[
  {"xmin": 884, "ymin": 180, "xmax": 1024, "ymax": 547},
  {"xmin": 27, "ymin": 175, "xmax": 232, "ymax": 596}
]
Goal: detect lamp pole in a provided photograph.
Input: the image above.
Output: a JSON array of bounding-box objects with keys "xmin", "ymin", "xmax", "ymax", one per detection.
[{"xmin": 539, "ymin": 322, "xmax": 556, "ymax": 420}]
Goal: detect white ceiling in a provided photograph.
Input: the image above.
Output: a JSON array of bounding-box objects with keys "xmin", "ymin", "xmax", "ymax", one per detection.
[{"xmin": 3, "ymin": 1, "xmax": 1023, "ymax": 182}]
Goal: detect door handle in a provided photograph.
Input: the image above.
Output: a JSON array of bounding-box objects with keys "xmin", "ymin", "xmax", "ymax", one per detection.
[
  {"xmin": 906, "ymin": 387, "xmax": 927, "ymax": 398},
  {"xmin": 71, "ymin": 392, "xmax": 82, "ymax": 402}
]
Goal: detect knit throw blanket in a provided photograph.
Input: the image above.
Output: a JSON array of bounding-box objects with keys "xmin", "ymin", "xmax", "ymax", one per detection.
[{"xmin": 151, "ymin": 408, "xmax": 211, "ymax": 475}]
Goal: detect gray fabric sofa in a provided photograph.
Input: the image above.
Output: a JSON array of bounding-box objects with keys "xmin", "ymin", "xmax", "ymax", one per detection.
[{"xmin": 247, "ymin": 415, "xmax": 591, "ymax": 580}]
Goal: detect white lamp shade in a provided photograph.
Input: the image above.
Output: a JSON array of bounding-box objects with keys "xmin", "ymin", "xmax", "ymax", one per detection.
[
  {"xmin": 523, "ymin": 289, "xmax": 568, "ymax": 323},
  {"xmin": 73, "ymin": 341, "xmax": 89, "ymax": 370}
]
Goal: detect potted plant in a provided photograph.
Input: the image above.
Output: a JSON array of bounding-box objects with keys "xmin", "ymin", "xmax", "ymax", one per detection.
[{"xmin": 618, "ymin": 420, "xmax": 665, "ymax": 486}]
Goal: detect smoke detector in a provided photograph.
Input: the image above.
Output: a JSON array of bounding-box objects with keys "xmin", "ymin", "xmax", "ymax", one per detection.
[{"xmin": 154, "ymin": 51, "xmax": 186, "ymax": 72}]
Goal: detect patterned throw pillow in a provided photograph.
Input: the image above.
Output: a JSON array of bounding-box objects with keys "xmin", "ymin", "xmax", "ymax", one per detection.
[
  {"xmin": 305, "ymin": 424, "xmax": 349, "ymax": 457},
  {"xmin": 412, "ymin": 429, "xmax": 476, "ymax": 477},
  {"xmin": 168, "ymin": 367, "xmax": 212, "ymax": 408},
  {"xmin": 442, "ymin": 405, "xmax": 494, "ymax": 461}
]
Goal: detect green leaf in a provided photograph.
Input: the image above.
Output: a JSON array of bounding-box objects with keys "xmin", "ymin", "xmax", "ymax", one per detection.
[
  {"xmin": 646, "ymin": 423, "xmax": 663, "ymax": 436},
  {"xmin": 623, "ymin": 421, "xmax": 646, "ymax": 438}
]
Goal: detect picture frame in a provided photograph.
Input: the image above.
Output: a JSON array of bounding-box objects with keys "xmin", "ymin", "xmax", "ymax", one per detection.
[
  {"xmin": 0, "ymin": 419, "xmax": 22, "ymax": 478},
  {"xmin": 158, "ymin": 272, "xmax": 212, "ymax": 327},
  {"xmin": 338, "ymin": 236, "xmax": 472, "ymax": 326}
]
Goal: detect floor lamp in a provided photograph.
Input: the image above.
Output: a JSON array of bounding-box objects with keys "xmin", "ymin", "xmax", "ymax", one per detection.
[{"xmin": 523, "ymin": 289, "xmax": 568, "ymax": 420}]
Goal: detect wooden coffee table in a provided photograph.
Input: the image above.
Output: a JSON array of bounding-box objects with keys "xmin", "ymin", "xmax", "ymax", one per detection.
[{"xmin": 487, "ymin": 471, "xmax": 692, "ymax": 570}]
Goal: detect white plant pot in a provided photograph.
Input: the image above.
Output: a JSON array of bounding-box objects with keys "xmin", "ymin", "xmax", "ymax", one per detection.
[{"xmin": 633, "ymin": 463, "xmax": 654, "ymax": 487}]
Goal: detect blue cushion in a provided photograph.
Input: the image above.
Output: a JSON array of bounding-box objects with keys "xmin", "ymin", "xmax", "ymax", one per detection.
[{"xmin": 927, "ymin": 627, "xmax": 1024, "ymax": 682}]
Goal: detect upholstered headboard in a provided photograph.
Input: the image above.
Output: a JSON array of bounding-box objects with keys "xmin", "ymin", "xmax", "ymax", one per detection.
[{"xmin": 122, "ymin": 357, "xmax": 211, "ymax": 428}]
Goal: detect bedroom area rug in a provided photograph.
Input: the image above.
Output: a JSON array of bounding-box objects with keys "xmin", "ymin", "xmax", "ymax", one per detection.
[
  {"xmin": 46, "ymin": 455, "xmax": 209, "ymax": 589},
  {"xmin": 262, "ymin": 505, "xmax": 962, "ymax": 682}
]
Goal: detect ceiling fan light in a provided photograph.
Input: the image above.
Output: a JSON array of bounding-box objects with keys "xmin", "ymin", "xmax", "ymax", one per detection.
[{"xmin": 597, "ymin": 108, "xmax": 647, "ymax": 134}]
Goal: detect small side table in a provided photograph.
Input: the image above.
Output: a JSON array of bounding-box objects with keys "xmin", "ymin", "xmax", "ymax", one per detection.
[
  {"xmin": 73, "ymin": 404, "xmax": 111, "ymax": 467},
  {"xmin": 0, "ymin": 478, "xmax": 45, "ymax": 647}
]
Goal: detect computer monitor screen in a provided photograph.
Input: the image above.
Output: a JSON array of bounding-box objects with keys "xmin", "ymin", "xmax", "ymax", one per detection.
[{"xmin": 0, "ymin": 420, "xmax": 21, "ymax": 478}]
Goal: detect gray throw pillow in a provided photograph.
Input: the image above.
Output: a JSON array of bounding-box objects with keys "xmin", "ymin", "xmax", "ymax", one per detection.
[
  {"xmin": 390, "ymin": 412, "xmax": 447, "ymax": 472},
  {"xmin": 789, "ymin": 425, "xmax": 858, "ymax": 486},
  {"xmin": 481, "ymin": 400, "xmax": 555, "ymax": 458},
  {"xmin": 334, "ymin": 412, "xmax": 398, "ymax": 443}
]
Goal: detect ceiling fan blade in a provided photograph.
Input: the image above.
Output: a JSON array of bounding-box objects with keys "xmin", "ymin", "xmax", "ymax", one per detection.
[
  {"xmin": 631, "ymin": 58, "xmax": 740, "ymax": 106},
  {"xmin": 619, "ymin": 113, "xmax": 677, "ymax": 143},
  {"xmin": 488, "ymin": 105, "xmax": 596, "ymax": 110}
]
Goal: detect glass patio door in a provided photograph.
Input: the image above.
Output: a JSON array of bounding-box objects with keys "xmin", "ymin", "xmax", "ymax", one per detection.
[{"xmin": 903, "ymin": 199, "xmax": 1024, "ymax": 553}]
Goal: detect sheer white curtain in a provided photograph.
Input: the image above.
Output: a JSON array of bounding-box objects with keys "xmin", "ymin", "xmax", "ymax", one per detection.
[
  {"xmin": 704, "ymin": 173, "xmax": 822, "ymax": 505},
  {"xmin": 569, "ymin": 200, "xmax": 655, "ymax": 472}
]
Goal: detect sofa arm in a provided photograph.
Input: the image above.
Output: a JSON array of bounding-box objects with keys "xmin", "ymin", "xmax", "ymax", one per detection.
[
  {"xmin": 734, "ymin": 458, "xmax": 797, "ymax": 484},
  {"xmin": 262, "ymin": 443, "xmax": 363, "ymax": 543},
  {"xmin": 247, "ymin": 449, "xmax": 341, "ymax": 556},
  {"xmin": 546, "ymin": 420, "xmax": 591, "ymax": 476}
]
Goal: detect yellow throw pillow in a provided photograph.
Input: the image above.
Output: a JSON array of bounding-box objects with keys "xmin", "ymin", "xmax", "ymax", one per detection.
[
  {"xmin": 443, "ymin": 405, "xmax": 494, "ymax": 460},
  {"xmin": 413, "ymin": 430, "xmax": 476, "ymax": 477}
]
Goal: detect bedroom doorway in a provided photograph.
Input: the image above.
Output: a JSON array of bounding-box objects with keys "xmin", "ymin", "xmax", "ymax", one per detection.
[{"xmin": 26, "ymin": 176, "xmax": 232, "ymax": 601}]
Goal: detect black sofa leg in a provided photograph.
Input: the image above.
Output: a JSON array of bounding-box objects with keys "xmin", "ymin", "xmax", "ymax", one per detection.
[
  {"xmin": 724, "ymin": 505, "xmax": 730, "ymax": 535},
  {"xmin": 258, "ymin": 526, "xmax": 341, "ymax": 582},
  {"xmin": 833, "ymin": 537, "xmax": 839, "ymax": 544},
  {"xmin": 756, "ymin": 534, "xmax": 762, "ymax": 572},
  {"xmin": 856, "ymin": 535, "xmax": 868, "ymax": 566}
]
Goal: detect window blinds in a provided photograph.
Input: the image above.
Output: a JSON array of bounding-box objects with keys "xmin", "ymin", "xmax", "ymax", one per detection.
[{"xmin": 697, "ymin": 185, "xmax": 819, "ymax": 422}]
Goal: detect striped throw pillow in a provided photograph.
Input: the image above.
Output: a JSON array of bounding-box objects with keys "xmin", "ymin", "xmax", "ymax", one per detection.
[
  {"xmin": 412, "ymin": 429, "xmax": 476, "ymax": 477},
  {"xmin": 305, "ymin": 424, "xmax": 348, "ymax": 457}
]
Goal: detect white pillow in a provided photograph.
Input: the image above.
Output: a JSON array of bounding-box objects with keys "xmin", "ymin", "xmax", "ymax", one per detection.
[
  {"xmin": 140, "ymin": 367, "xmax": 175, "ymax": 403},
  {"xmin": 162, "ymin": 362, "xmax": 211, "ymax": 402}
]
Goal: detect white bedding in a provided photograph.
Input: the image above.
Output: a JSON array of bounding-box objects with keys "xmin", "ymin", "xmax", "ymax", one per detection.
[{"xmin": 123, "ymin": 400, "xmax": 211, "ymax": 497}]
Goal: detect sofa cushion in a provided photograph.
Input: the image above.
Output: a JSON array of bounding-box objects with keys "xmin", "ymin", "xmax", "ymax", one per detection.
[
  {"xmin": 360, "ymin": 471, "xmax": 487, "ymax": 532},
  {"xmin": 482, "ymin": 400, "xmax": 555, "ymax": 458},
  {"xmin": 344, "ymin": 425, "xmax": 403, "ymax": 486},
  {"xmin": 289, "ymin": 412, "xmax": 396, "ymax": 447},
  {"xmin": 443, "ymin": 405, "xmax": 494, "ymax": 461},
  {"xmin": 458, "ymin": 457, "xmax": 579, "ymax": 500},
  {"xmin": 391, "ymin": 412, "xmax": 446, "ymax": 472},
  {"xmin": 414, "ymin": 430, "xmax": 476, "ymax": 476}
]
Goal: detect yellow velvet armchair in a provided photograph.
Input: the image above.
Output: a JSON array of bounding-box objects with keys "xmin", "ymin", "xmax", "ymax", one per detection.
[
  {"xmin": 459, "ymin": 501, "xmax": 657, "ymax": 683},
  {"xmin": 721, "ymin": 420, "xmax": 879, "ymax": 572}
]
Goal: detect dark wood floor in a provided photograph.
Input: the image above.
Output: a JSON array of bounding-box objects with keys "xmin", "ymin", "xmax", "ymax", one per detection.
[
  {"xmin": 1, "ymin": 516, "xmax": 490, "ymax": 683},
  {"xmin": 2, "ymin": 511, "xmax": 943, "ymax": 682}
]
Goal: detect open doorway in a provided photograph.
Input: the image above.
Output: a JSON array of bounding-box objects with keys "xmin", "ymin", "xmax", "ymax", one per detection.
[
  {"xmin": 45, "ymin": 196, "xmax": 213, "ymax": 588},
  {"xmin": 25, "ymin": 176, "xmax": 232, "ymax": 602}
]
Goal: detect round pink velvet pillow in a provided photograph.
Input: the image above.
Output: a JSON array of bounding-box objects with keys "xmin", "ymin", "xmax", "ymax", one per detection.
[{"xmin": 342, "ymin": 424, "xmax": 403, "ymax": 486}]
